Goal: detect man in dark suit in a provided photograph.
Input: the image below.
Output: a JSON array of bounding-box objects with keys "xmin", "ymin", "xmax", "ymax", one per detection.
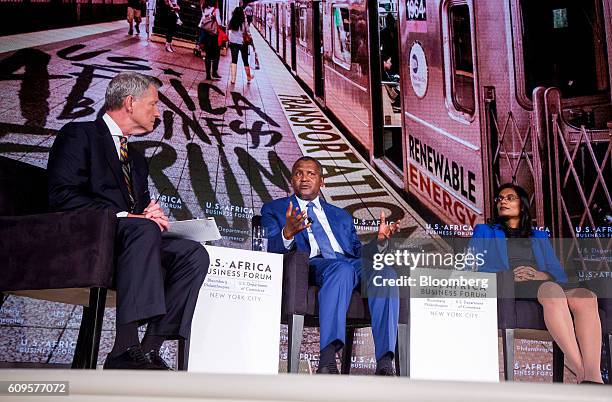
[
  {"xmin": 47, "ymin": 72, "xmax": 209, "ymax": 370},
  {"xmin": 261, "ymin": 157, "xmax": 401, "ymax": 375}
]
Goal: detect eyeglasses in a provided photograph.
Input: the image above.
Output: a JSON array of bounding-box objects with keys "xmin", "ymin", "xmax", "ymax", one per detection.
[{"xmin": 495, "ymin": 194, "xmax": 519, "ymax": 203}]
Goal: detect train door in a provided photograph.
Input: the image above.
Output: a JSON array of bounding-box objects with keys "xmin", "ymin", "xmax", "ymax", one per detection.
[
  {"xmin": 287, "ymin": 2, "xmax": 299, "ymax": 71},
  {"xmin": 372, "ymin": 0, "xmax": 404, "ymax": 182},
  {"xmin": 400, "ymin": 0, "xmax": 486, "ymax": 227},
  {"xmin": 295, "ymin": 1, "xmax": 315, "ymax": 92},
  {"xmin": 266, "ymin": 4, "xmax": 273, "ymax": 43},
  {"xmin": 281, "ymin": 3, "xmax": 287, "ymax": 61},
  {"xmin": 274, "ymin": 3, "xmax": 279, "ymax": 51},
  {"xmin": 313, "ymin": 1, "xmax": 325, "ymax": 103}
]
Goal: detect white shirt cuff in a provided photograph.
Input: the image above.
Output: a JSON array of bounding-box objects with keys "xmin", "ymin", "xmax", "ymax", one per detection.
[
  {"xmin": 282, "ymin": 227, "xmax": 294, "ymax": 250},
  {"xmin": 116, "ymin": 211, "xmax": 129, "ymax": 218}
]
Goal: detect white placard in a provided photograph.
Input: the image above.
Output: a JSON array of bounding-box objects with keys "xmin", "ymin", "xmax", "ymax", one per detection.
[
  {"xmin": 188, "ymin": 246, "xmax": 283, "ymax": 374},
  {"xmin": 410, "ymin": 268, "xmax": 498, "ymax": 382}
]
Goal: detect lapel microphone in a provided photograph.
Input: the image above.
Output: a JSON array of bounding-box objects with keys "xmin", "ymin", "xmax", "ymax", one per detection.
[{"xmin": 305, "ymin": 216, "xmax": 313, "ymax": 225}]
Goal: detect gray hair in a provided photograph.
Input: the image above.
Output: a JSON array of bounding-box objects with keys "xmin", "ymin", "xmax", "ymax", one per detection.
[{"xmin": 105, "ymin": 72, "xmax": 161, "ymax": 111}]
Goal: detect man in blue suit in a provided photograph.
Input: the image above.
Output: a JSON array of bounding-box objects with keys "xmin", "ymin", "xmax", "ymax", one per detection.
[{"xmin": 261, "ymin": 157, "xmax": 400, "ymax": 375}]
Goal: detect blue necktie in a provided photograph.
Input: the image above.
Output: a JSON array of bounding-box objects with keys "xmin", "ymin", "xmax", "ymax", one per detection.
[{"xmin": 307, "ymin": 201, "xmax": 336, "ymax": 259}]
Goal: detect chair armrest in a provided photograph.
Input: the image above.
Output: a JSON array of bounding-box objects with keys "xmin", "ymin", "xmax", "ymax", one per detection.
[
  {"xmin": 280, "ymin": 250, "xmax": 309, "ymax": 318},
  {"xmin": 496, "ymin": 270, "xmax": 518, "ymax": 329},
  {"xmin": 584, "ymin": 278, "xmax": 612, "ymax": 333},
  {"xmin": 599, "ymin": 297, "xmax": 612, "ymax": 334},
  {"xmin": 0, "ymin": 209, "xmax": 117, "ymax": 292}
]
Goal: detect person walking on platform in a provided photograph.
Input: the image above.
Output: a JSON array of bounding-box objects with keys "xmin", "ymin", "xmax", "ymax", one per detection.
[
  {"xmin": 145, "ymin": 0, "xmax": 156, "ymax": 38},
  {"xmin": 244, "ymin": 3, "xmax": 253, "ymax": 25},
  {"xmin": 127, "ymin": 0, "xmax": 143, "ymax": 35},
  {"xmin": 199, "ymin": 0, "xmax": 222, "ymax": 80},
  {"xmin": 227, "ymin": 6, "xmax": 253, "ymax": 84},
  {"xmin": 162, "ymin": 0, "xmax": 181, "ymax": 52}
]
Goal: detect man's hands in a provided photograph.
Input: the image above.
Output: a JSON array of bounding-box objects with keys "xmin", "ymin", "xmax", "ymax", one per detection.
[
  {"xmin": 282, "ymin": 201, "xmax": 311, "ymax": 240},
  {"xmin": 513, "ymin": 266, "xmax": 550, "ymax": 282},
  {"xmin": 377, "ymin": 210, "xmax": 401, "ymax": 241},
  {"xmin": 128, "ymin": 200, "xmax": 170, "ymax": 232}
]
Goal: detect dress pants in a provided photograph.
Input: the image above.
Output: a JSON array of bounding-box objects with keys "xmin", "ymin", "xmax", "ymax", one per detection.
[
  {"xmin": 164, "ymin": 7, "xmax": 177, "ymax": 43},
  {"xmin": 309, "ymin": 253, "xmax": 399, "ymax": 360},
  {"xmin": 114, "ymin": 218, "xmax": 209, "ymax": 339}
]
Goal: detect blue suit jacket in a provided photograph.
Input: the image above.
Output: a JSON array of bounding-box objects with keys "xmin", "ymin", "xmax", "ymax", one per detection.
[
  {"xmin": 261, "ymin": 195, "xmax": 370, "ymax": 258},
  {"xmin": 468, "ymin": 223, "xmax": 568, "ymax": 284}
]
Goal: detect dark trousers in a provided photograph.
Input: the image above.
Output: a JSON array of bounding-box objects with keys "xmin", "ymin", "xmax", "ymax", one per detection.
[
  {"xmin": 203, "ymin": 33, "xmax": 220, "ymax": 77},
  {"xmin": 115, "ymin": 218, "xmax": 209, "ymax": 339},
  {"xmin": 164, "ymin": 9, "xmax": 177, "ymax": 43},
  {"xmin": 229, "ymin": 42, "xmax": 249, "ymax": 66},
  {"xmin": 309, "ymin": 253, "xmax": 399, "ymax": 360}
]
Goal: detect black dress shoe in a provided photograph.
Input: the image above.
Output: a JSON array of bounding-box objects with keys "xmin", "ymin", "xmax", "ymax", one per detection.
[
  {"xmin": 581, "ymin": 380, "xmax": 604, "ymax": 385},
  {"xmin": 103, "ymin": 345, "xmax": 155, "ymax": 370},
  {"xmin": 128, "ymin": 29, "xmax": 133, "ymax": 36},
  {"xmin": 375, "ymin": 366, "xmax": 396, "ymax": 376},
  {"xmin": 145, "ymin": 349, "xmax": 174, "ymax": 370},
  {"xmin": 316, "ymin": 362, "xmax": 339, "ymax": 374},
  {"xmin": 211, "ymin": 73, "xmax": 222, "ymax": 80}
]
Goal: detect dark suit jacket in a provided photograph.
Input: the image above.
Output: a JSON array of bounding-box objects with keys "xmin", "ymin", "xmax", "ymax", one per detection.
[
  {"xmin": 261, "ymin": 195, "xmax": 376, "ymax": 259},
  {"xmin": 48, "ymin": 118, "xmax": 150, "ymax": 214},
  {"xmin": 468, "ymin": 223, "xmax": 568, "ymax": 284}
]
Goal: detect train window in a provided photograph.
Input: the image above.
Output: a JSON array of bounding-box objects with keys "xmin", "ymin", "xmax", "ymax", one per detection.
[
  {"xmin": 332, "ymin": 5, "xmax": 352, "ymax": 69},
  {"xmin": 298, "ymin": 6, "xmax": 307, "ymax": 45},
  {"xmin": 448, "ymin": 3, "xmax": 475, "ymax": 115},
  {"xmin": 519, "ymin": 0, "xmax": 609, "ymax": 99}
]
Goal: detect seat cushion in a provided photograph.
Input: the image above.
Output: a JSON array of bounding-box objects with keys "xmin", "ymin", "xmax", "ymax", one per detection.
[
  {"xmin": 7, "ymin": 288, "xmax": 117, "ymax": 308},
  {"xmin": 0, "ymin": 210, "xmax": 117, "ymax": 292},
  {"xmin": 303, "ymin": 286, "xmax": 371, "ymax": 323},
  {"xmin": 513, "ymin": 300, "xmax": 547, "ymax": 330}
]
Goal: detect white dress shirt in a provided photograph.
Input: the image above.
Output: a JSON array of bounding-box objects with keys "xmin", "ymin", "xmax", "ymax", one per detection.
[
  {"xmin": 282, "ymin": 196, "xmax": 344, "ymax": 258},
  {"xmin": 102, "ymin": 113, "xmax": 130, "ymax": 218},
  {"xmin": 102, "ymin": 113, "xmax": 125, "ymax": 160}
]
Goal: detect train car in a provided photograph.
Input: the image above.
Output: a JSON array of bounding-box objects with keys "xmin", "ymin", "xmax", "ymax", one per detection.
[
  {"xmin": 321, "ymin": 0, "xmax": 373, "ymax": 149},
  {"xmin": 253, "ymin": 0, "xmax": 612, "ymax": 240},
  {"xmin": 399, "ymin": 0, "xmax": 611, "ymax": 237}
]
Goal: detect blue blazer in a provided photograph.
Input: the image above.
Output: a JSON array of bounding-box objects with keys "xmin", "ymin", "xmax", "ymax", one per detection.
[
  {"xmin": 261, "ymin": 195, "xmax": 369, "ymax": 258},
  {"xmin": 468, "ymin": 223, "xmax": 568, "ymax": 284}
]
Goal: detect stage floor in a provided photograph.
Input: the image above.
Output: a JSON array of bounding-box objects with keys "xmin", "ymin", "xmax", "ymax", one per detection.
[{"xmin": 0, "ymin": 369, "xmax": 610, "ymax": 402}]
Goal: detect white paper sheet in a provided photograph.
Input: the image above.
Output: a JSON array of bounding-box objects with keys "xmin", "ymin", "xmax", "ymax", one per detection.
[{"xmin": 162, "ymin": 218, "xmax": 221, "ymax": 242}]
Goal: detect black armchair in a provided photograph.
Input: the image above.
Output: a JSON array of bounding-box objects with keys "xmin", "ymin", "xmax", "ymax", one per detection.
[
  {"xmin": 497, "ymin": 270, "xmax": 611, "ymax": 383},
  {"xmin": 0, "ymin": 156, "xmax": 116, "ymax": 369},
  {"xmin": 588, "ymin": 278, "xmax": 612, "ymax": 384},
  {"xmin": 253, "ymin": 215, "xmax": 409, "ymax": 375}
]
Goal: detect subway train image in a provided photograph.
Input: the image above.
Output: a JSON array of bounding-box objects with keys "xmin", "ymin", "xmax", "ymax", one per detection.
[{"xmin": 251, "ymin": 0, "xmax": 612, "ymax": 243}]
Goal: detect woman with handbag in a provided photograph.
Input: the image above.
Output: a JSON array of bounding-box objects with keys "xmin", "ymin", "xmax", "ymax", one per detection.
[
  {"xmin": 227, "ymin": 6, "xmax": 253, "ymax": 84},
  {"xmin": 162, "ymin": 0, "xmax": 180, "ymax": 52},
  {"xmin": 199, "ymin": 0, "xmax": 221, "ymax": 80}
]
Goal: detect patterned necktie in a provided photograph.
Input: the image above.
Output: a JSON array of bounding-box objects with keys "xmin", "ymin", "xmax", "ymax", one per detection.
[
  {"xmin": 119, "ymin": 136, "xmax": 135, "ymax": 211},
  {"xmin": 307, "ymin": 201, "xmax": 336, "ymax": 259}
]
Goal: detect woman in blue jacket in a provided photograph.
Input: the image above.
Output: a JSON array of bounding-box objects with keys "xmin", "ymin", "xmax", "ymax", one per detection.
[{"xmin": 469, "ymin": 183, "xmax": 602, "ymax": 384}]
